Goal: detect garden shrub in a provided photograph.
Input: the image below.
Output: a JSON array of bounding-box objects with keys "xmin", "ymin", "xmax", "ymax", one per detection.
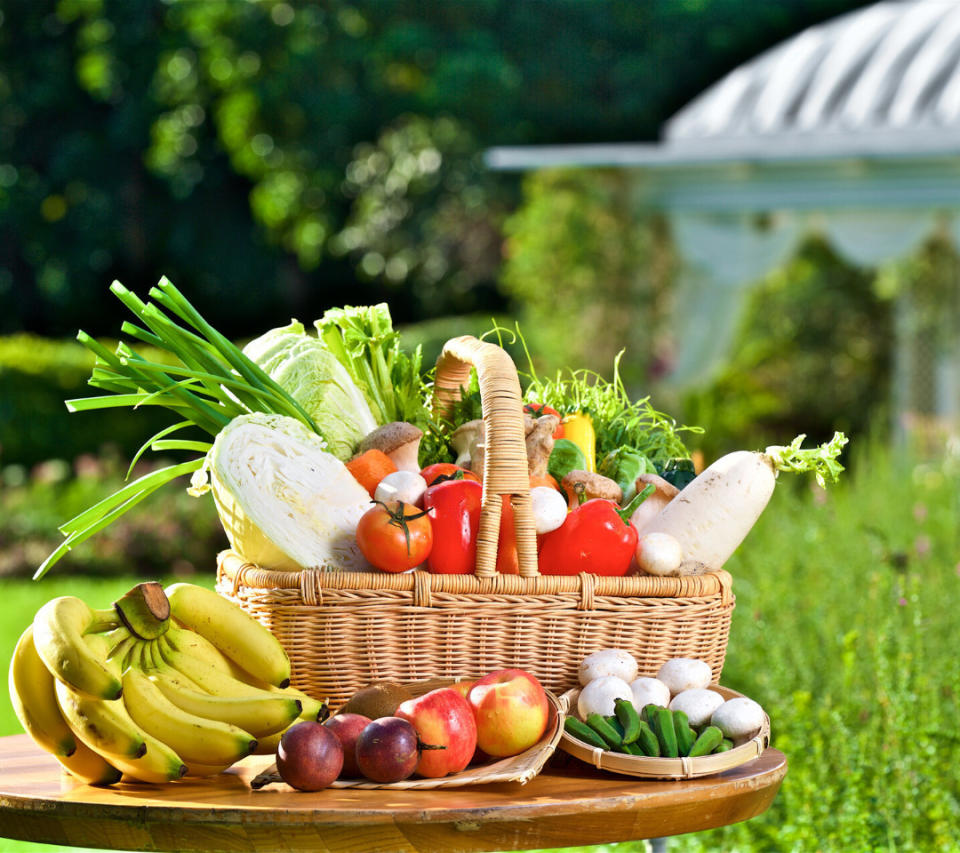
[
  {"xmin": 0, "ymin": 448, "xmax": 224, "ymax": 579},
  {"xmin": 0, "ymin": 334, "xmax": 173, "ymax": 467},
  {"xmin": 681, "ymin": 237, "xmax": 894, "ymax": 460}
]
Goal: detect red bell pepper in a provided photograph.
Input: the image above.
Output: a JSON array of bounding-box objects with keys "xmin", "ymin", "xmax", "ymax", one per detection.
[
  {"xmin": 538, "ymin": 487, "xmax": 653, "ymax": 577},
  {"xmin": 422, "ymin": 479, "xmax": 482, "ymax": 574},
  {"xmin": 496, "ymin": 496, "xmax": 519, "ymax": 575},
  {"xmin": 523, "ymin": 403, "xmax": 565, "ymax": 440},
  {"xmin": 419, "ymin": 463, "xmax": 481, "ymax": 487}
]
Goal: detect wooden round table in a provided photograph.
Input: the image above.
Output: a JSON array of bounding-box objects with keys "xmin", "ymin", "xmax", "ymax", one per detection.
[{"xmin": 0, "ymin": 734, "xmax": 786, "ymax": 852}]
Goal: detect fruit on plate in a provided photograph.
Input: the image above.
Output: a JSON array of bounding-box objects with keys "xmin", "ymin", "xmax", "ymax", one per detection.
[
  {"xmin": 324, "ymin": 713, "xmax": 371, "ymax": 778},
  {"xmin": 396, "ymin": 687, "xmax": 477, "ymax": 778},
  {"xmin": 339, "ymin": 682, "xmax": 414, "ymax": 719},
  {"xmin": 9, "ymin": 581, "xmax": 311, "ymax": 785},
  {"xmin": 355, "ymin": 716, "xmax": 432, "ymax": 783},
  {"xmin": 468, "ymin": 669, "xmax": 550, "ymax": 758},
  {"xmin": 277, "ymin": 721, "xmax": 344, "ymax": 791}
]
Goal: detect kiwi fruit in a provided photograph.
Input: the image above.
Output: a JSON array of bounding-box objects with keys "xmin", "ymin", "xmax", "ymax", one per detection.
[{"xmin": 338, "ymin": 681, "xmax": 414, "ymax": 719}]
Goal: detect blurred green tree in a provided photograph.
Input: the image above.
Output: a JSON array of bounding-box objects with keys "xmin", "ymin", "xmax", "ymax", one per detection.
[{"xmin": 0, "ymin": 0, "xmax": 872, "ymax": 337}]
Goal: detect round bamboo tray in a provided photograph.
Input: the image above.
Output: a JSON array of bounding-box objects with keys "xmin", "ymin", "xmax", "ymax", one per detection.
[
  {"xmin": 251, "ymin": 677, "xmax": 563, "ymax": 791},
  {"xmin": 557, "ymin": 685, "xmax": 770, "ymax": 780},
  {"xmin": 215, "ymin": 336, "xmax": 735, "ymax": 707}
]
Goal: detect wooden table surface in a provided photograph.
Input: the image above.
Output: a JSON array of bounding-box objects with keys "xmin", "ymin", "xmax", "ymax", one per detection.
[{"xmin": 0, "ymin": 734, "xmax": 786, "ymax": 853}]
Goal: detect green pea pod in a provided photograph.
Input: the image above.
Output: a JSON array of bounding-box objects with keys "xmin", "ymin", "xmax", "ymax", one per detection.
[
  {"xmin": 614, "ymin": 698, "xmax": 641, "ymax": 745},
  {"xmin": 586, "ymin": 712, "xmax": 623, "ymax": 749},
  {"xmin": 689, "ymin": 725, "xmax": 724, "ymax": 757},
  {"xmin": 652, "ymin": 706, "xmax": 679, "ymax": 757},
  {"xmin": 564, "ymin": 716, "xmax": 608, "ymax": 750},
  {"xmin": 673, "ymin": 709, "xmax": 697, "ymax": 756},
  {"xmin": 635, "ymin": 720, "xmax": 660, "ymax": 756}
]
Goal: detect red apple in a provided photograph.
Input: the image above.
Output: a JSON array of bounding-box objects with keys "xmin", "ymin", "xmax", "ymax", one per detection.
[
  {"xmin": 468, "ymin": 669, "xmax": 550, "ymax": 758},
  {"xmin": 395, "ymin": 687, "xmax": 477, "ymax": 778},
  {"xmin": 324, "ymin": 713, "xmax": 371, "ymax": 778},
  {"xmin": 450, "ymin": 679, "xmax": 474, "ymax": 701}
]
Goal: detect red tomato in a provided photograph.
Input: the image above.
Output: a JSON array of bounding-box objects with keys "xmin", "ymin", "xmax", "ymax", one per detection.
[
  {"xmin": 523, "ymin": 403, "xmax": 565, "ymax": 440},
  {"xmin": 356, "ymin": 501, "xmax": 433, "ymax": 573},
  {"xmin": 419, "ymin": 463, "xmax": 481, "ymax": 487},
  {"xmin": 423, "ymin": 479, "xmax": 482, "ymax": 574}
]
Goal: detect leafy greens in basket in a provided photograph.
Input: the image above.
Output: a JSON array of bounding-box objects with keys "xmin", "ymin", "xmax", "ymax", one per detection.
[
  {"xmin": 34, "ymin": 279, "xmax": 704, "ymax": 580},
  {"xmin": 35, "ymin": 280, "xmax": 424, "ymax": 578}
]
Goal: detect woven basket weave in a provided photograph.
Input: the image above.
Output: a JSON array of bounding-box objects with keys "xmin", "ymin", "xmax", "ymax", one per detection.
[{"xmin": 216, "ymin": 335, "xmax": 735, "ymax": 707}]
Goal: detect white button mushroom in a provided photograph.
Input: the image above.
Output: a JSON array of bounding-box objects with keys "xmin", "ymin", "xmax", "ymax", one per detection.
[
  {"xmin": 374, "ymin": 470, "xmax": 428, "ymax": 507},
  {"xmin": 635, "ymin": 532, "xmax": 684, "ymax": 577},
  {"xmin": 629, "ymin": 676, "xmax": 671, "ymax": 711},
  {"xmin": 577, "ymin": 675, "xmax": 634, "ymax": 719},
  {"xmin": 578, "ymin": 649, "xmax": 639, "ymax": 686},
  {"xmin": 711, "ymin": 697, "xmax": 765, "ymax": 741},
  {"xmin": 668, "ymin": 688, "xmax": 726, "ymax": 728},
  {"xmin": 656, "ymin": 658, "xmax": 713, "ymax": 696},
  {"xmin": 530, "ymin": 486, "xmax": 568, "ymax": 534}
]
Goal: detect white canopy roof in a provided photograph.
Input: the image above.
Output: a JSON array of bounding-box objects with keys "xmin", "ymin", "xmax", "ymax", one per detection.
[
  {"xmin": 486, "ymin": 0, "xmax": 960, "ymax": 209},
  {"xmin": 486, "ymin": 0, "xmax": 960, "ymax": 415}
]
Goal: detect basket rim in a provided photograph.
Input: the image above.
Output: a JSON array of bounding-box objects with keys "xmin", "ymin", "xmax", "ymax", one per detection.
[{"xmin": 217, "ymin": 549, "xmax": 734, "ymax": 603}]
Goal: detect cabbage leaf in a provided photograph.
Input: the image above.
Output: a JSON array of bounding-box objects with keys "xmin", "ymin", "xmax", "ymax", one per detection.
[
  {"xmin": 242, "ymin": 321, "xmax": 377, "ymax": 460},
  {"xmin": 191, "ymin": 413, "xmax": 373, "ymax": 572}
]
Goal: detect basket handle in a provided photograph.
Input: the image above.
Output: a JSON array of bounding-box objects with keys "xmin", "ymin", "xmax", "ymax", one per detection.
[{"xmin": 432, "ymin": 336, "xmax": 538, "ymax": 578}]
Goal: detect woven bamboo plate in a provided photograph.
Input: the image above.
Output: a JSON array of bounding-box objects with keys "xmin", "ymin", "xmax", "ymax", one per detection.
[
  {"xmin": 557, "ymin": 685, "xmax": 770, "ymax": 780},
  {"xmin": 253, "ymin": 677, "xmax": 563, "ymax": 791}
]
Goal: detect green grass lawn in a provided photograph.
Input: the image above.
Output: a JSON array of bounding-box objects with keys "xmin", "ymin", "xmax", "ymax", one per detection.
[{"xmin": 1, "ymin": 439, "xmax": 958, "ymax": 851}]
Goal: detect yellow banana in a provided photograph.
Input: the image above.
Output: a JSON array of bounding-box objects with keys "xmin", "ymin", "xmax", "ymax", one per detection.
[
  {"xmin": 96, "ymin": 734, "xmax": 187, "ymax": 784},
  {"xmin": 267, "ymin": 683, "xmax": 327, "ymax": 722},
  {"xmin": 163, "ymin": 623, "xmax": 236, "ymax": 674},
  {"xmin": 54, "ymin": 679, "xmax": 147, "ymax": 760},
  {"xmin": 178, "ymin": 626, "xmax": 328, "ymax": 723},
  {"xmin": 122, "ymin": 667, "xmax": 256, "ymax": 766},
  {"xmin": 55, "ymin": 739, "xmax": 123, "ymax": 786},
  {"xmin": 8, "ymin": 624, "xmax": 77, "ymax": 757},
  {"xmin": 33, "ymin": 596, "xmax": 122, "ymax": 699},
  {"xmin": 149, "ymin": 665, "xmax": 300, "ymax": 738},
  {"xmin": 165, "ymin": 583, "xmax": 291, "ymax": 687}
]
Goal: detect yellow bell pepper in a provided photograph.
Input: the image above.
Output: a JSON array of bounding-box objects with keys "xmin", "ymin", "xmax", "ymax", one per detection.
[{"xmin": 562, "ymin": 413, "xmax": 596, "ymax": 473}]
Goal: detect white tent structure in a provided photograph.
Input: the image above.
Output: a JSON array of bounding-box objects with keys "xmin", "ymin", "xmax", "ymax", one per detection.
[{"xmin": 487, "ymin": 0, "xmax": 960, "ymax": 439}]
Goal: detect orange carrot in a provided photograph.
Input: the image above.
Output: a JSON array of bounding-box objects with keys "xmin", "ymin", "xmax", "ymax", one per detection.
[
  {"xmin": 346, "ymin": 449, "xmax": 397, "ymax": 498},
  {"xmin": 529, "ymin": 472, "xmax": 560, "ymax": 491}
]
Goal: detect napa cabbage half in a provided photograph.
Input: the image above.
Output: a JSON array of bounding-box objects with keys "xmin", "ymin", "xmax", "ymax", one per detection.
[
  {"xmin": 190, "ymin": 413, "xmax": 372, "ymax": 572},
  {"xmin": 242, "ymin": 320, "xmax": 378, "ymax": 460}
]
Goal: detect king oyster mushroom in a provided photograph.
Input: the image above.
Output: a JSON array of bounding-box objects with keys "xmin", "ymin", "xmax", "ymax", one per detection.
[{"xmin": 359, "ymin": 422, "xmax": 423, "ymax": 473}]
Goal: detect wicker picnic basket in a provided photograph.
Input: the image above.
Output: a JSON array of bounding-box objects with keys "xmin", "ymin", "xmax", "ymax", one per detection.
[{"xmin": 216, "ymin": 335, "xmax": 735, "ymax": 707}]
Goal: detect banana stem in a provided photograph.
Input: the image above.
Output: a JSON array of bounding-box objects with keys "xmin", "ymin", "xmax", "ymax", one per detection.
[{"xmin": 89, "ymin": 609, "xmax": 122, "ymax": 633}]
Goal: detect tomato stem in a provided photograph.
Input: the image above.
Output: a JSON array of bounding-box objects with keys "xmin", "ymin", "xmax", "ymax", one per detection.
[{"xmin": 372, "ymin": 500, "xmax": 430, "ymax": 556}]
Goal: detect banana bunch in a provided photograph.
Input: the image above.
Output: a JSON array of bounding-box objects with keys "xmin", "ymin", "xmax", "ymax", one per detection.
[{"xmin": 8, "ymin": 581, "xmax": 325, "ymax": 785}]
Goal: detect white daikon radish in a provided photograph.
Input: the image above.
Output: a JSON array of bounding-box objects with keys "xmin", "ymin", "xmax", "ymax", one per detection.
[{"xmin": 637, "ymin": 433, "xmax": 847, "ymax": 573}]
